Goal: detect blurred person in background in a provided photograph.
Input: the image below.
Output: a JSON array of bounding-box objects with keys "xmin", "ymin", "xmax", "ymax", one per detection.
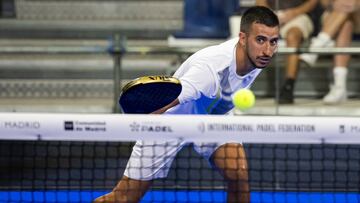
[
  {"xmin": 300, "ymin": 0, "xmax": 360, "ymax": 104},
  {"xmin": 256, "ymin": 0, "xmax": 318, "ymax": 104}
]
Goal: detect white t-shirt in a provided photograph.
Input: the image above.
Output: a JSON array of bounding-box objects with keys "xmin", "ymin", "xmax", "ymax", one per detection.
[{"xmin": 167, "ymin": 38, "xmax": 262, "ymax": 115}]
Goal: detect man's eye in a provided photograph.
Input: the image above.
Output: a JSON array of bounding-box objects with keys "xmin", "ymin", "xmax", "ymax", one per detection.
[
  {"xmin": 270, "ymin": 40, "xmax": 278, "ymax": 46},
  {"xmin": 257, "ymin": 38, "xmax": 265, "ymax": 43}
]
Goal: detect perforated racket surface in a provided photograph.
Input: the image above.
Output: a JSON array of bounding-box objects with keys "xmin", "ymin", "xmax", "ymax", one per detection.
[{"xmin": 119, "ymin": 76, "xmax": 182, "ymax": 114}]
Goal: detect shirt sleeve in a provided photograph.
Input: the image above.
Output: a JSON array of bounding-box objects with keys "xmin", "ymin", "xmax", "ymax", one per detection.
[{"xmin": 176, "ymin": 62, "xmax": 218, "ymax": 104}]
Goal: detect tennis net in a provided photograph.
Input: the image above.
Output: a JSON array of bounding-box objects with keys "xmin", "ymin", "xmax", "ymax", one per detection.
[{"xmin": 0, "ymin": 113, "xmax": 360, "ymax": 203}]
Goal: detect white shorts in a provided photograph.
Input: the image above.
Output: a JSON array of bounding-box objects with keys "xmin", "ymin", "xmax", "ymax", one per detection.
[
  {"xmin": 281, "ymin": 14, "xmax": 314, "ymax": 40},
  {"xmin": 124, "ymin": 140, "xmax": 225, "ymax": 180}
]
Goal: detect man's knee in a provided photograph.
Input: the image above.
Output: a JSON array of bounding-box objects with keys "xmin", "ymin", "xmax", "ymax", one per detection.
[
  {"xmin": 225, "ymin": 165, "xmax": 250, "ymax": 197},
  {"xmin": 223, "ymin": 164, "xmax": 249, "ymax": 181},
  {"xmin": 111, "ymin": 176, "xmax": 152, "ymax": 203}
]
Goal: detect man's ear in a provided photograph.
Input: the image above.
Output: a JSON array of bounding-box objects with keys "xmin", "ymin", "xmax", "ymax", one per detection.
[{"xmin": 238, "ymin": 32, "xmax": 246, "ymax": 46}]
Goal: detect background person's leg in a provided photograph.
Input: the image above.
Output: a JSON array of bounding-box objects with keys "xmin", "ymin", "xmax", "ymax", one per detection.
[
  {"xmin": 300, "ymin": 12, "xmax": 349, "ymax": 66},
  {"xmin": 279, "ymin": 27, "xmax": 304, "ymax": 104},
  {"xmin": 322, "ymin": 11, "xmax": 349, "ymax": 38},
  {"xmin": 323, "ymin": 18, "xmax": 353, "ymax": 104}
]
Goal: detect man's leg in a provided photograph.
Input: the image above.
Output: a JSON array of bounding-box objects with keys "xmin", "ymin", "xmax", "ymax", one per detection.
[
  {"xmin": 94, "ymin": 139, "xmax": 186, "ymax": 202},
  {"xmin": 211, "ymin": 143, "xmax": 250, "ymax": 203},
  {"xmin": 93, "ymin": 176, "xmax": 151, "ymax": 203}
]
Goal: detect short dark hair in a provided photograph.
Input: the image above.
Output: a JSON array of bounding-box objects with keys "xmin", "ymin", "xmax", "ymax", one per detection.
[{"xmin": 240, "ymin": 6, "xmax": 279, "ymax": 34}]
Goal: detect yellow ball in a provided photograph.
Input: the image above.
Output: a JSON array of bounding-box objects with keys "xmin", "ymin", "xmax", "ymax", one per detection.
[{"xmin": 232, "ymin": 89, "xmax": 255, "ymax": 111}]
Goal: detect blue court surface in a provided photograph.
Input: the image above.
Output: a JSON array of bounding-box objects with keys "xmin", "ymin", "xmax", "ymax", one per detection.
[{"xmin": 0, "ymin": 190, "xmax": 360, "ymax": 203}]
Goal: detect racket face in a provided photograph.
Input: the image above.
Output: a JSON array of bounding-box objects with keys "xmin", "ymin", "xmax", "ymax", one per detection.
[{"xmin": 119, "ymin": 76, "xmax": 182, "ymax": 114}]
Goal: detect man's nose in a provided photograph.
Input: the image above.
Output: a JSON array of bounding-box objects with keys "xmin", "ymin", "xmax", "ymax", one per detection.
[{"xmin": 263, "ymin": 43, "xmax": 273, "ymax": 56}]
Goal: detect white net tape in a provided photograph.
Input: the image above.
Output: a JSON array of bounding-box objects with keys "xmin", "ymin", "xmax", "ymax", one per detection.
[{"xmin": 0, "ymin": 113, "xmax": 359, "ymax": 144}]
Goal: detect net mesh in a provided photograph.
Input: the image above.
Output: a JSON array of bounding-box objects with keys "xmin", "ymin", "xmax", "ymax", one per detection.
[{"xmin": 1, "ymin": 113, "xmax": 360, "ymax": 203}]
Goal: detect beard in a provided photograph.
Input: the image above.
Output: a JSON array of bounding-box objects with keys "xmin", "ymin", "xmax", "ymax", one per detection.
[
  {"xmin": 245, "ymin": 44, "xmax": 271, "ymax": 69},
  {"xmin": 246, "ymin": 51, "xmax": 261, "ymax": 69}
]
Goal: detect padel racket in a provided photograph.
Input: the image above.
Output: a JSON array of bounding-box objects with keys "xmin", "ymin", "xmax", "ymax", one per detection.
[{"xmin": 119, "ymin": 75, "xmax": 182, "ymax": 114}]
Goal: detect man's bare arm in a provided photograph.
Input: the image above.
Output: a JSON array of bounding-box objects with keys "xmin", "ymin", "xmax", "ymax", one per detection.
[{"xmin": 151, "ymin": 99, "xmax": 180, "ymax": 114}]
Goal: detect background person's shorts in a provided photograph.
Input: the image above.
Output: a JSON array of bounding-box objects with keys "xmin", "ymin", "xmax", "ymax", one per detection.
[{"xmin": 280, "ymin": 14, "xmax": 314, "ymax": 40}]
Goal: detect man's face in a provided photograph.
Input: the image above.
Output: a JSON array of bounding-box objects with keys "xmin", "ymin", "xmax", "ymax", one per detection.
[{"xmin": 242, "ymin": 23, "xmax": 279, "ymax": 69}]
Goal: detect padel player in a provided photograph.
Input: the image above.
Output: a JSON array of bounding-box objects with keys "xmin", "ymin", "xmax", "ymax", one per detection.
[{"xmin": 94, "ymin": 6, "xmax": 279, "ymax": 203}]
